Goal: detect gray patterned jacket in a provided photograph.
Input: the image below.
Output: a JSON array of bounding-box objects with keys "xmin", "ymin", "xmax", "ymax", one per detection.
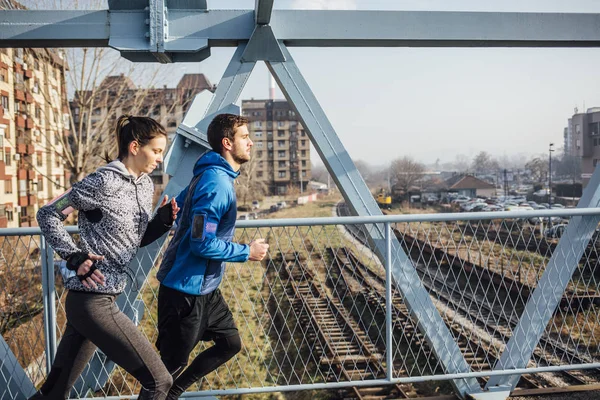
[{"xmin": 37, "ymin": 160, "xmax": 155, "ymax": 294}]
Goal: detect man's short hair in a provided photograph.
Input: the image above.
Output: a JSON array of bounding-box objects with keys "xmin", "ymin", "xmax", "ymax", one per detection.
[{"xmin": 207, "ymin": 114, "xmax": 249, "ymax": 154}]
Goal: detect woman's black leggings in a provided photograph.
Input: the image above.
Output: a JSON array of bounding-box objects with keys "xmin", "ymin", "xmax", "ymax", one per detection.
[{"xmin": 32, "ymin": 291, "xmax": 172, "ymax": 400}]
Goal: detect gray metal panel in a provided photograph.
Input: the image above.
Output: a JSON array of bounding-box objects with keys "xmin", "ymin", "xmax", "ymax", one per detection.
[
  {"xmin": 255, "ymin": 0, "xmax": 274, "ymax": 25},
  {"xmin": 241, "ymin": 25, "xmax": 285, "ymax": 62},
  {"xmin": 485, "ymin": 165, "xmax": 600, "ymax": 391},
  {"xmin": 0, "ymin": 337, "xmax": 35, "ymax": 400},
  {"xmin": 0, "ymin": 10, "xmax": 109, "ymax": 47},
  {"xmin": 266, "ymin": 43, "xmax": 481, "ymax": 398},
  {"xmin": 3, "ymin": 10, "xmax": 600, "ymax": 48}
]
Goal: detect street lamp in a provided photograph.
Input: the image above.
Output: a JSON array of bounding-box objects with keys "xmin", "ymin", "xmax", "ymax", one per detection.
[{"xmin": 549, "ymin": 142, "xmax": 555, "ymax": 208}]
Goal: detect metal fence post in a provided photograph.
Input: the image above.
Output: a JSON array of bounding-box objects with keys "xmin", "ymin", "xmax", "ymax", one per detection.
[
  {"xmin": 39, "ymin": 236, "xmax": 56, "ymax": 368},
  {"xmin": 385, "ymin": 222, "xmax": 393, "ymax": 382}
]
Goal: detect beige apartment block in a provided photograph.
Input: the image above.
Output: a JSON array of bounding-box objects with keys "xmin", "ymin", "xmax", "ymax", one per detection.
[
  {"xmin": 0, "ymin": 47, "xmax": 69, "ymax": 228},
  {"xmin": 70, "ymin": 73, "xmax": 214, "ymax": 197},
  {"xmin": 242, "ymin": 99, "xmax": 311, "ymax": 195}
]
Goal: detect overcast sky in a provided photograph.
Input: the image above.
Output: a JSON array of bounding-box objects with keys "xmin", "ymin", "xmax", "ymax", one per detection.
[{"xmin": 23, "ymin": 0, "xmax": 600, "ymax": 167}]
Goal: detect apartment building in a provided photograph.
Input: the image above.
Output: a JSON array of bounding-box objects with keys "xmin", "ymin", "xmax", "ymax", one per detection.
[
  {"xmin": 242, "ymin": 99, "xmax": 311, "ymax": 195},
  {"xmin": 565, "ymin": 107, "xmax": 600, "ymax": 186},
  {"xmin": 0, "ymin": 47, "xmax": 69, "ymax": 227},
  {"xmin": 70, "ymin": 73, "xmax": 214, "ymax": 195}
]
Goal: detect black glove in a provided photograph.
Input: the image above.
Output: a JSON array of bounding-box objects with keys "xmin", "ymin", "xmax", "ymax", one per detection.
[
  {"xmin": 157, "ymin": 202, "xmax": 174, "ymax": 226},
  {"xmin": 66, "ymin": 251, "xmax": 90, "ymax": 271}
]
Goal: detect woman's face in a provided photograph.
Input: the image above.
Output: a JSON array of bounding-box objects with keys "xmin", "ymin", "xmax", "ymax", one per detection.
[{"xmin": 133, "ymin": 135, "xmax": 167, "ymax": 174}]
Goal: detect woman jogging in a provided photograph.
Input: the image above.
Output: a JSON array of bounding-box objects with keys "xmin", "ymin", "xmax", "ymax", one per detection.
[{"xmin": 31, "ymin": 115, "xmax": 179, "ymax": 400}]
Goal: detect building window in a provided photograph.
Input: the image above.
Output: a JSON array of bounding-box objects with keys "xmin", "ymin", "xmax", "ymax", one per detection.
[
  {"xmin": 55, "ymin": 156, "xmax": 61, "ymax": 168},
  {"xmin": 277, "ymin": 121, "xmax": 285, "ymax": 127},
  {"xmin": 14, "ymin": 71, "xmax": 23, "ymax": 84},
  {"xmin": 300, "ymin": 131, "xmax": 306, "ymax": 137},
  {"xmin": 576, "ymin": 139, "xmax": 581, "ymax": 149},
  {"xmin": 278, "ymin": 171, "xmax": 286, "ymax": 178},
  {"xmin": 302, "ymin": 160, "xmax": 306, "ymax": 167},
  {"xmin": 278, "ymin": 150, "xmax": 286, "ymax": 157},
  {"xmin": 38, "ymin": 178, "xmax": 43, "ymax": 191},
  {"xmin": 267, "ymin": 131, "xmax": 272, "ymax": 136},
  {"xmin": 278, "ymin": 161, "xmax": 286, "ymax": 167},
  {"xmin": 256, "ymin": 142, "xmax": 263, "ymax": 148},
  {"xmin": 267, "ymin": 121, "xmax": 272, "ymax": 128},
  {"xmin": 302, "ymin": 171, "xmax": 307, "ymax": 177},
  {"xmin": 301, "ymin": 150, "xmax": 306, "ymax": 157},
  {"xmin": 37, "ymin": 152, "xmax": 43, "ymax": 166},
  {"xmin": 289, "ymin": 110, "xmax": 296, "ymax": 117},
  {"xmin": 254, "ymin": 131, "xmax": 263, "ymax": 138},
  {"xmin": 5, "ymin": 149, "xmax": 11, "ymax": 166},
  {"xmin": 254, "ymin": 121, "xmax": 262, "ymax": 128},
  {"xmin": 0, "ymin": 69, "xmax": 6, "ymax": 82},
  {"xmin": 256, "ymin": 151, "xmax": 262, "ymax": 158},
  {"xmin": 278, "ymin": 140, "xmax": 285, "ymax": 147},
  {"xmin": 257, "ymin": 171, "xmax": 263, "ymax": 178},
  {"xmin": 7, "ymin": 210, "xmax": 13, "ymax": 221},
  {"xmin": 301, "ymin": 140, "xmax": 306, "ymax": 146},
  {"xmin": 267, "ymin": 142, "xmax": 273, "ymax": 150},
  {"xmin": 277, "ymin": 130, "xmax": 285, "ymax": 137},
  {"xmin": 1, "ymin": 95, "xmax": 8, "ymax": 109},
  {"xmin": 4, "ymin": 179, "xmax": 12, "ymax": 194},
  {"xmin": 55, "ymin": 176, "xmax": 61, "ymax": 189},
  {"xmin": 35, "ymin": 106, "xmax": 41, "ymax": 119}
]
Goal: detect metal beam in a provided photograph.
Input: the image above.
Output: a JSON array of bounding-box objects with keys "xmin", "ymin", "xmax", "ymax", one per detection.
[
  {"xmin": 484, "ymin": 165, "xmax": 600, "ymax": 392},
  {"xmin": 266, "ymin": 43, "xmax": 482, "ymax": 399},
  {"xmin": 2, "ymin": 10, "xmax": 600, "ymax": 49},
  {"xmin": 255, "ymin": 0, "xmax": 274, "ymax": 25}
]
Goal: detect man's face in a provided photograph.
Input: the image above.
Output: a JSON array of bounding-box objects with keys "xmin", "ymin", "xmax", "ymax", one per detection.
[{"xmin": 230, "ymin": 124, "xmax": 253, "ymax": 165}]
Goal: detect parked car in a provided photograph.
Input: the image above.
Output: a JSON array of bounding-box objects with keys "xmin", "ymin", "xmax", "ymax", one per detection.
[
  {"xmin": 237, "ymin": 213, "xmax": 250, "ymax": 221},
  {"xmin": 270, "ymin": 205, "xmax": 279, "ymax": 212},
  {"xmin": 276, "ymin": 201, "xmax": 287, "ymax": 209},
  {"xmin": 252, "ymin": 200, "xmax": 260, "ymax": 209},
  {"xmin": 544, "ymin": 224, "xmax": 567, "ymax": 239}
]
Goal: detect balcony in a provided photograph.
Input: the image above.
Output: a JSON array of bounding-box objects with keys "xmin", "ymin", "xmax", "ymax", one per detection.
[
  {"xmin": 14, "ymin": 89, "xmax": 25, "ymax": 102},
  {"xmin": 0, "ymin": 161, "xmax": 6, "ymax": 179},
  {"xmin": 17, "ymin": 192, "xmax": 37, "ymax": 207},
  {"xmin": 24, "ymin": 69, "xmax": 32, "ymax": 79},
  {"xmin": 25, "ymin": 118, "xmax": 34, "ymax": 129},
  {"xmin": 25, "ymin": 93, "xmax": 34, "ymax": 103},
  {"xmin": 15, "ymin": 115, "xmax": 25, "ymax": 128}
]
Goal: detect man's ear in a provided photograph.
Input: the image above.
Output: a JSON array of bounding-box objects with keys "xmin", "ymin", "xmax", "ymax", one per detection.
[{"xmin": 222, "ymin": 137, "xmax": 233, "ymax": 151}]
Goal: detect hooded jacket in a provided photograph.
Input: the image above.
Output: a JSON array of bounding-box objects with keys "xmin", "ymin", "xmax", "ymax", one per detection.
[
  {"xmin": 37, "ymin": 160, "xmax": 161, "ymax": 294},
  {"xmin": 157, "ymin": 151, "xmax": 250, "ymax": 295}
]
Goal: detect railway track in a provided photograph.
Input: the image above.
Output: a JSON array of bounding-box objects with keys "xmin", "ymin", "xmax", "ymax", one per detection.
[{"xmin": 277, "ymin": 250, "xmax": 418, "ymax": 399}]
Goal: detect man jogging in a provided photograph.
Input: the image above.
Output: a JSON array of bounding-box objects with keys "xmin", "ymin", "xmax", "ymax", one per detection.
[{"xmin": 154, "ymin": 113, "xmax": 269, "ymax": 399}]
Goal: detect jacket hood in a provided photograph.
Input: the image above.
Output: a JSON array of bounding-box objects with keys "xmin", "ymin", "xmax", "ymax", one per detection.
[
  {"xmin": 193, "ymin": 151, "xmax": 239, "ymax": 179},
  {"xmin": 98, "ymin": 160, "xmax": 146, "ymax": 182}
]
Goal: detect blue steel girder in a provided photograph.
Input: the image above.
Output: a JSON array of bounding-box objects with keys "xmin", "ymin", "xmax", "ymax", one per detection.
[
  {"xmin": 266, "ymin": 42, "xmax": 481, "ymax": 398},
  {"xmin": 484, "ymin": 165, "xmax": 600, "ymax": 392},
  {"xmin": 1, "ymin": 9, "xmax": 600, "ymax": 55}
]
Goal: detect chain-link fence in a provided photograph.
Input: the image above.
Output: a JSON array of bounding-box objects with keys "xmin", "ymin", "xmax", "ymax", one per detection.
[{"xmin": 2, "ymin": 207, "xmax": 600, "ymax": 399}]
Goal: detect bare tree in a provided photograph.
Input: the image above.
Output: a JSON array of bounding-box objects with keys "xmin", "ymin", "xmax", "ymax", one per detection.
[
  {"xmin": 236, "ymin": 155, "xmax": 267, "ymax": 207},
  {"xmin": 525, "ymin": 156, "xmax": 549, "ymax": 183},
  {"xmin": 471, "ymin": 151, "xmax": 499, "ymax": 174},
  {"xmin": 452, "ymin": 154, "xmax": 471, "ymax": 173},
  {"xmin": 389, "ymin": 156, "xmax": 425, "ymax": 199}
]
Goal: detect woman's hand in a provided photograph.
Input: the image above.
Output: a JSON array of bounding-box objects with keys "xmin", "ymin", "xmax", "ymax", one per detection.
[
  {"xmin": 77, "ymin": 253, "xmax": 105, "ymax": 289},
  {"xmin": 158, "ymin": 195, "xmax": 180, "ymax": 224}
]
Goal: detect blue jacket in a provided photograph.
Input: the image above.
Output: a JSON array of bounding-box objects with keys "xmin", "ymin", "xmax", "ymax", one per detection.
[{"xmin": 157, "ymin": 151, "xmax": 250, "ymax": 295}]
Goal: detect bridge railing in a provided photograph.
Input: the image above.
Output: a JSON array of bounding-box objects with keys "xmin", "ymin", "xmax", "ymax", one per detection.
[{"xmin": 2, "ymin": 207, "xmax": 600, "ymax": 399}]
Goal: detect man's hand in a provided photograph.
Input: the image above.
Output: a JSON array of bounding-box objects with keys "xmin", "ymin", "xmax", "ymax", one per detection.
[
  {"xmin": 77, "ymin": 253, "xmax": 105, "ymax": 289},
  {"xmin": 249, "ymin": 239, "xmax": 269, "ymax": 261}
]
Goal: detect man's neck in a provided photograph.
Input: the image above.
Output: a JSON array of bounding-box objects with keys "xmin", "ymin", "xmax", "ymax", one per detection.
[{"xmin": 222, "ymin": 152, "xmax": 240, "ymax": 172}]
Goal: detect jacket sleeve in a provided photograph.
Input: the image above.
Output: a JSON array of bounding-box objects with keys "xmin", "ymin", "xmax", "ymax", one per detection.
[
  {"xmin": 36, "ymin": 172, "xmax": 109, "ymax": 260},
  {"xmin": 189, "ymin": 173, "xmax": 249, "ymax": 262}
]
